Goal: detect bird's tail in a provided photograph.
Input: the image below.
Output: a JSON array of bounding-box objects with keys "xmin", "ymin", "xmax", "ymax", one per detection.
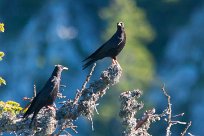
[
  {"xmin": 82, "ymin": 56, "xmax": 90, "ymax": 62},
  {"xmin": 23, "ymin": 103, "xmax": 33, "ymax": 118},
  {"xmin": 23, "ymin": 109, "xmax": 30, "ymax": 118},
  {"xmin": 23, "ymin": 106, "xmax": 30, "ymax": 118},
  {"xmin": 29, "ymin": 109, "xmax": 40, "ymax": 128},
  {"xmin": 83, "ymin": 59, "xmax": 97, "ymax": 70}
]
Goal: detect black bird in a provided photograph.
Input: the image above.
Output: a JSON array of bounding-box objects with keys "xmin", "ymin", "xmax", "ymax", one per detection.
[
  {"xmin": 82, "ymin": 22, "xmax": 126, "ymax": 70},
  {"xmin": 23, "ymin": 65, "xmax": 68, "ymax": 127}
]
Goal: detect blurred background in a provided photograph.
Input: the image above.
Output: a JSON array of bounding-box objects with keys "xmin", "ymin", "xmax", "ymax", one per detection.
[{"xmin": 0, "ymin": 0, "xmax": 204, "ymax": 135}]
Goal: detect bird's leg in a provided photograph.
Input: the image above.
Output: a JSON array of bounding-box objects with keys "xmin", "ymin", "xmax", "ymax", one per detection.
[
  {"xmin": 115, "ymin": 56, "xmax": 118, "ymax": 64},
  {"xmin": 46, "ymin": 105, "xmax": 56, "ymax": 111},
  {"xmin": 29, "ymin": 110, "xmax": 38, "ymax": 128},
  {"xmin": 112, "ymin": 59, "xmax": 116, "ymax": 64},
  {"xmin": 112, "ymin": 57, "xmax": 119, "ymax": 64},
  {"xmin": 112, "ymin": 57, "xmax": 117, "ymax": 64}
]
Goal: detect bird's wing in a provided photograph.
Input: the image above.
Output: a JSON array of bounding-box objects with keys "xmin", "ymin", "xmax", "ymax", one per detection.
[
  {"xmin": 83, "ymin": 34, "xmax": 118, "ymax": 61},
  {"xmin": 49, "ymin": 77, "xmax": 60, "ymax": 97},
  {"xmin": 82, "ymin": 43, "xmax": 106, "ymax": 61},
  {"xmin": 97, "ymin": 35, "xmax": 121, "ymax": 55},
  {"xmin": 39, "ymin": 77, "xmax": 60, "ymax": 105},
  {"xmin": 41, "ymin": 77, "xmax": 57, "ymax": 94},
  {"xmin": 23, "ymin": 79, "xmax": 59, "ymax": 118},
  {"xmin": 23, "ymin": 91, "xmax": 43, "ymax": 118}
]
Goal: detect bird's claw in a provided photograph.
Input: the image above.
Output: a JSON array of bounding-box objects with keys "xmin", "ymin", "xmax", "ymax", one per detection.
[
  {"xmin": 112, "ymin": 59, "xmax": 116, "ymax": 64},
  {"xmin": 46, "ymin": 105, "xmax": 56, "ymax": 111},
  {"xmin": 112, "ymin": 59, "xmax": 118, "ymax": 65}
]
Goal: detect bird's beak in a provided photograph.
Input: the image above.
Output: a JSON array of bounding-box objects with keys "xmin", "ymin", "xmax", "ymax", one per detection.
[
  {"xmin": 63, "ymin": 67, "xmax": 68, "ymax": 70},
  {"xmin": 117, "ymin": 22, "xmax": 124, "ymax": 27}
]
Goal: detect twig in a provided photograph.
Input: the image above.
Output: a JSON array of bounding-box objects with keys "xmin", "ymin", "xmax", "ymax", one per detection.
[
  {"xmin": 171, "ymin": 121, "xmax": 186, "ymax": 125},
  {"xmin": 33, "ymin": 84, "xmax": 36, "ymax": 97},
  {"xmin": 56, "ymin": 127, "xmax": 65, "ymax": 136},
  {"xmin": 22, "ymin": 85, "xmax": 37, "ymax": 112},
  {"xmin": 0, "ymin": 63, "xmax": 122, "ymax": 135},
  {"xmin": 64, "ymin": 130, "xmax": 72, "ymax": 136},
  {"xmin": 135, "ymin": 111, "xmax": 150, "ymax": 130},
  {"xmin": 172, "ymin": 113, "xmax": 184, "ymax": 118},
  {"xmin": 94, "ymin": 103, "xmax": 99, "ymax": 115},
  {"xmin": 161, "ymin": 84, "xmax": 172, "ymax": 136},
  {"xmin": 157, "ymin": 108, "xmax": 168, "ymax": 118},
  {"xmin": 90, "ymin": 115, "xmax": 94, "ymax": 131},
  {"xmin": 70, "ymin": 126, "xmax": 78, "ymax": 134},
  {"xmin": 56, "ymin": 128, "xmax": 63, "ymax": 136},
  {"xmin": 56, "ymin": 121, "xmax": 78, "ymax": 136},
  {"xmin": 81, "ymin": 63, "xmax": 96, "ymax": 91},
  {"xmin": 22, "ymin": 97, "xmax": 32, "ymax": 101},
  {"xmin": 57, "ymin": 84, "xmax": 67, "ymax": 99},
  {"xmin": 188, "ymin": 132, "xmax": 195, "ymax": 136},
  {"xmin": 60, "ymin": 85, "xmax": 67, "ymax": 88},
  {"xmin": 57, "ymin": 92, "xmax": 66, "ymax": 99},
  {"xmin": 161, "ymin": 84, "xmax": 192, "ymax": 136},
  {"xmin": 181, "ymin": 121, "xmax": 192, "ymax": 136},
  {"xmin": 73, "ymin": 63, "xmax": 96, "ymax": 105}
]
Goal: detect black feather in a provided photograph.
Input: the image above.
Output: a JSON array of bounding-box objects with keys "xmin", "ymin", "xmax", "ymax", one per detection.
[
  {"xmin": 82, "ymin": 58, "xmax": 97, "ymax": 70},
  {"xmin": 82, "ymin": 22, "xmax": 126, "ymax": 69},
  {"xmin": 23, "ymin": 65, "xmax": 67, "ymax": 127}
]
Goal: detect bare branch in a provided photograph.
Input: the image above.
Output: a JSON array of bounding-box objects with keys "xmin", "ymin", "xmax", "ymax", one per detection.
[
  {"xmin": 171, "ymin": 121, "xmax": 186, "ymax": 125},
  {"xmin": 161, "ymin": 84, "xmax": 173, "ymax": 136},
  {"xmin": 81, "ymin": 63, "xmax": 96, "ymax": 91},
  {"xmin": 188, "ymin": 132, "xmax": 195, "ymax": 136},
  {"xmin": 0, "ymin": 63, "xmax": 122, "ymax": 135},
  {"xmin": 73, "ymin": 63, "xmax": 96, "ymax": 105},
  {"xmin": 135, "ymin": 109, "xmax": 156, "ymax": 130},
  {"xmin": 33, "ymin": 84, "xmax": 36, "ymax": 97},
  {"xmin": 161, "ymin": 84, "xmax": 193, "ymax": 136},
  {"xmin": 119, "ymin": 86, "xmax": 193, "ymax": 136},
  {"xmin": 172, "ymin": 113, "xmax": 185, "ymax": 118},
  {"xmin": 0, "ymin": 65, "xmax": 194, "ymax": 136},
  {"xmin": 181, "ymin": 121, "xmax": 192, "ymax": 136}
]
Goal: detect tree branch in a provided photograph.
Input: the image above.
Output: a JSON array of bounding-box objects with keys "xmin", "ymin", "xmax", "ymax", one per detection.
[
  {"xmin": 119, "ymin": 86, "xmax": 193, "ymax": 136},
  {"xmin": 73, "ymin": 63, "xmax": 96, "ymax": 105},
  {"xmin": 161, "ymin": 84, "xmax": 173, "ymax": 136},
  {"xmin": 181, "ymin": 121, "xmax": 192, "ymax": 136},
  {"xmin": 0, "ymin": 63, "xmax": 122, "ymax": 135}
]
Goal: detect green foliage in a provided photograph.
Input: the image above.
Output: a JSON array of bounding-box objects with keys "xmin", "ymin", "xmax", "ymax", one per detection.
[
  {"xmin": 93, "ymin": 1, "xmax": 156, "ymax": 135},
  {"xmin": 0, "ymin": 52, "xmax": 6, "ymax": 86},
  {"xmin": 0, "ymin": 77, "xmax": 6, "ymax": 86},
  {"xmin": 101, "ymin": 0, "xmax": 155, "ymax": 90},
  {"xmin": 0, "ymin": 101, "xmax": 23, "ymax": 116},
  {"xmin": 0, "ymin": 23, "xmax": 4, "ymax": 32},
  {"xmin": 0, "ymin": 51, "xmax": 4, "ymax": 61},
  {"xmin": 0, "ymin": 27, "xmax": 6, "ymax": 85}
]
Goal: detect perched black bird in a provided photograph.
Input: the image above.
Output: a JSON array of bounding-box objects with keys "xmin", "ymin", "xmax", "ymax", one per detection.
[
  {"xmin": 83, "ymin": 22, "xmax": 126, "ymax": 69},
  {"xmin": 23, "ymin": 65, "xmax": 68, "ymax": 127}
]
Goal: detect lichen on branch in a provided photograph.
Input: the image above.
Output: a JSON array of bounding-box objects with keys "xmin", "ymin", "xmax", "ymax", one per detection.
[
  {"xmin": 119, "ymin": 87, "xmax": 193, "ymax": 136},
  {"xmin": 119, "ymin": 89, "xmax": 159, "ymax": 136},
  {"xmin": 0, "ymin": 63, "xmax": 122, "ymax": 135}
]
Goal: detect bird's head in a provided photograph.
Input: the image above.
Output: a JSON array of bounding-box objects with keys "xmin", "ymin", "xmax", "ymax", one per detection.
[
  {"xmin": 51, "ymin": 65, "xmax": 68, "ymax": 78},
  {"xmin": 54, "ymin": 64, "xmax": 68, "ymax": 71},
  {"xmin": 117, "ymin": 22, "xmax": 124, "ymax": 30}
]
